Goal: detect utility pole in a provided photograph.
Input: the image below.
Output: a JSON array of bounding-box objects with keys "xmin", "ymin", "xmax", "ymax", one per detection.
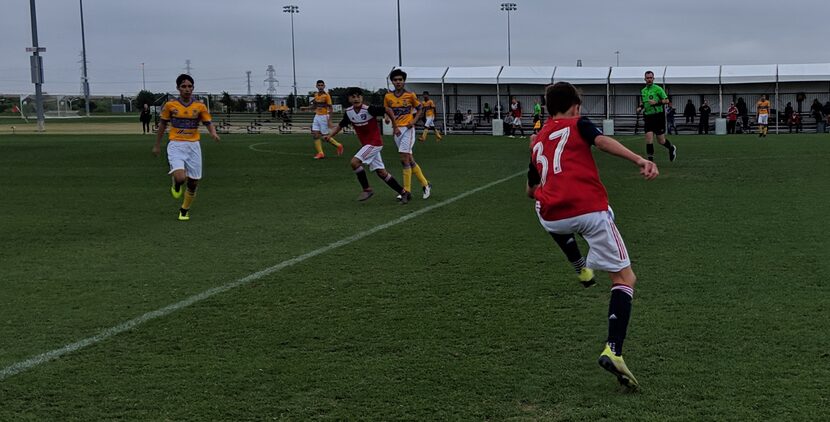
[
  {"xmin": 141, "ymin": 63, "xmax": 146, "ymax": 90},
  {"xmin": 283, "ymin": 5, "xmax": 299, "ymax": 110},
  {"xmin": 184, "ymin": 59, "xmax": 192, "ymax": 75},
  {"xmin": 246, "ymin": 71, "xmax": 252, "ymax": 96},
  {"xmin": 79, "ymin": 0, "xmax": 90, "ymax": 116},
  {"xmin": 397, "ymin": 0, "xmax": 402, "ymax": 67},
  {"xmin": 500, "ymin": 3, "xmax": 517, "ymax": 66},
  {"xmin": 28, "ymin": 0, "xmax": 45, "ymax": 131}
]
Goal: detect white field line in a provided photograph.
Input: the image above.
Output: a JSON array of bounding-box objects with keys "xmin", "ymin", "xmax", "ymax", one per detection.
[
  {"xmin": 0, "ymin": 170, "xmax": 525, "ymax": 381},
  {"xmin": 248, "ymin": 142, "xmax": 309, "ymax": 156}
]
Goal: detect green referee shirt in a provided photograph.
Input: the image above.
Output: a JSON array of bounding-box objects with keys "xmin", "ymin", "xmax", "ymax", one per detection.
[{"xmin": 641, "ymin": 84, "xmax": 667, "ymax": 115}]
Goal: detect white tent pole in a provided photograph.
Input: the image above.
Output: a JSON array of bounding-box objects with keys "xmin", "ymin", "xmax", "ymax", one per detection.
[
  {"xmin": 775, "ymin": 65, "xmax": 779, "ymax": 134},
  {"xmin": 441, "ymin": 67, "xmax": 448, "ymax": 134},
  {"xmin": 606, "ymin": 67, "xmax": 611, "ymax": 120},
  {"xmin": 718, "ymin": 65, "xmax": 723, "ymax": 118}
]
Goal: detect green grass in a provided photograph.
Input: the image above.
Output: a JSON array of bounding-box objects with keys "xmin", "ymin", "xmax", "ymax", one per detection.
[{"xmin": 0, "ymin": 132, "xmax": 828, "ymax": 420}]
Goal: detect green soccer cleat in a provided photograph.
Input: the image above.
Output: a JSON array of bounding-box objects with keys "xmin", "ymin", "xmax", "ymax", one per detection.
[
  {"xmin": 598, "ymin": 344, "xmax": 639, "ymax": 390},
  {"xmin": 171, "ymin": 184, "xmax": 184, "ymax": 199},
  {"xmin": 178, "ymin": 208, "xmax": 190, "ymax": 221},
  {"xmin": 578, "ymin": 267, "xmax": 596, "ymax": 288}
]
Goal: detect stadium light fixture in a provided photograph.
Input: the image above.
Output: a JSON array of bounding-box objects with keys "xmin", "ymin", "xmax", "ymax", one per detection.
[
  {"xmin": 283, "ymin": 5, "xmax": 299, "ymax": 111},
  {"xmin": 500, "ymin": 3, "xmax": 517, "ymax": 66}
]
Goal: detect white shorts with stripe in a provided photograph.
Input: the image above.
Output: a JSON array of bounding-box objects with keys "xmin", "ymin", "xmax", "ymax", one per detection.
[
  {"xmin": 536, "ymin": 207, "xmax": 630, "ymax": 272},
  {"xmin": 394, "ymin": 126, "xmax": 416, "ymax": 153},
  {"xmin": 757, "ymin": 114, "xmax": 769, "ymax": 125},
  {"xmin": 354, "ymin": 145, "xmax": 385, "ymax": 172},
  {"xmin": 312, "ymin": 114, "xmax": 331, "ymax": 134},
  {"xmin": 167, "ymin": 140, "xmax": 203, "ymax": 180},
  {"xmin": 424, "ymin": 116, "xmax": 435, "ymax": 128}
]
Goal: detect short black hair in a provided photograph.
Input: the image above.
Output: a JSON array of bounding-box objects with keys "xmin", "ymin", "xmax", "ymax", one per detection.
[
  {"xmin": 644, "ymin": 70, "xmax": 655, "ymax": 77},
  {"xmin": 544, "ymin": 82, "xmax": 582, "ymax": 116},
  {"xmin": 345, "ymin": 87, "xmax": 364, "ymax": 97},
  {"xmin": 389, "ymin": 69, "xmax": 407, "ymax": 81},
  {"xmin": 176, "ymin": 74, "xmax": 194, "ymax": 87},
  {"xmin": 423, "ymin": 91, "xmax": 429, "ymax": 95},
  {"xmin": 316, "ymin": 80, "xmax": 325, "ymax": 85}
]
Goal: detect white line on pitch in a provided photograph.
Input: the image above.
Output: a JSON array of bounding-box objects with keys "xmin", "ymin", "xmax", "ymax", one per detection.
[
  {"xmin": 0, "ymin": 170, "xmax": 525, "ymax": 381},
  {"xmin": 248, "ymin": 142, "xmax": 309, "ymax": 156}
]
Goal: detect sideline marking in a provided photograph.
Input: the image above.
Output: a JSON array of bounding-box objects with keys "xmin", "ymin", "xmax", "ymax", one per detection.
[
  {"xmin": 248, "ymin": 142, "xmax": 308, "ymax": 156},
  {"xmin": 0, "ymin": 170, "xmax": 525, "ymax": 381}
]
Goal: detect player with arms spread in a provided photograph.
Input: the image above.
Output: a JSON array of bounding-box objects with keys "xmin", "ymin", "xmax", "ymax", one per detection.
[
  {"xmin": 152, "ymin": 74, "xmax": 220, "ymax": 221},
  {"xmin": 325, "ymin": 87, "xmax": 410, "ymax": 203},
  {"xmin": 528, "ymin": 82, "xmax": 658, "ymax": 390}
]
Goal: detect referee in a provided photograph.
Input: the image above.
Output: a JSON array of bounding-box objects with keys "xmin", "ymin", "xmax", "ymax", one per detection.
[{"xmin": 641, "ymin": 71, "xmax": 677, "ymax": 162}]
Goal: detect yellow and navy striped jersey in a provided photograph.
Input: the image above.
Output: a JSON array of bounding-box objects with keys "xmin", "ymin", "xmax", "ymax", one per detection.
[
  {"xmin": 757, "ymin": 99, "xmax": 770, "ymax": 115},
  {"xmin": 422, "ymin": 99, "xmax": 436, "ymax": 118},
  {"xmin": 160, "ymin": 99, "xmax": 212, "ymax": 142},
  {"xmin": 314, "ymin": 92, "xmax": 332, "ymax": 116},
  {"xmin": 384, "ymin": 91, "xmax": 421, "ymax": 126}
]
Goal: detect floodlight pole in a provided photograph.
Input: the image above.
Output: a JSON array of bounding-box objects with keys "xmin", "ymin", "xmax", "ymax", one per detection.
[
  {"xmin": 615, "ymin": 51, "xmax": 620, "ymax": 67},
  {"xmin": 397, "ymin": 0, "xmax": 402, "ymax": 66},
  {"xmin": 500, "ymin": 3, "xmax": 517, "ymax": 66},
  {"xmin": 284, "ymin": 5, "xmax": 299, "ymax": 111},
  {"xmin": 79, "ymin": 0, "xmax": 90, "ymax": 117},
  {"xmin": 141, "ymin": 63, "xmax": 146, "ymax": 90},
  {"xmin": 28, "ymin": 0, "xmax": 45, "ymax": 131}
]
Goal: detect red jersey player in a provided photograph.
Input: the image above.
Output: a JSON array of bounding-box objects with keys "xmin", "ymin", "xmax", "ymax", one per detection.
[
  {"xmin": 527, "ymin": 82, "xmax": 658, "ymax": 390},
  {"xmin": 325, "ymin": 87, "xmax": 411, "ymax": 203}
]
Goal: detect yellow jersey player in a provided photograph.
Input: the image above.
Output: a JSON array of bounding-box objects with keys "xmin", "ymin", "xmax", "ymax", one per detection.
[
  {"xmin": 311, "ymin": 80, "xmax": 343, "ymax": 159},
  {"xmin": 756, "ymin": 94, "xmax": 771, "ymax": 137},
  {"xmin": 152, "ymin": 74, "xmax": 220, "ymax": 221},
  {"xmin": 384, "ymin": 69, "xmax": 432, "ymax": 200},
  {"xmin": 418, "ymin": 91, "xmax": 442, "ymax": 142}
]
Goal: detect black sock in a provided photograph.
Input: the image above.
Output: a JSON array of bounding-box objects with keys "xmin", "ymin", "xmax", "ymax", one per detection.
[
  {"xmin": 379, "ymin": 172, "xmax": 404, "ymax": 193},
  {"xmin": 663, "ymin": 139, "xmax": 674, "ymax": 150},
  {"xmin": 646, "ymin": 143, "xmax": 655, "ymax": 158},
  {"xmin": 607, "ymin": 284, "xmax": 634, "ymax": 356},
  {"xmin": 550, "ymin": 233, "xmax": 585, "ymax": 273},
  {"xmin": 354, "ymin": 167, "xmax": 370, "ymax": 190}
]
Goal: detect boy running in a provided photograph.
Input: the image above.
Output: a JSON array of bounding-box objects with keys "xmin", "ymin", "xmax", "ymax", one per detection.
[
  {"xmin": 325, "ymin": 88, "xmax": 410, "ymax": 203},
  {"xmin": 418, "ymin": 91, "xmax": 443, "ymax": 142},
  {"xmin": 384, "ymin": 69, "xmax": 432, "ymax": 200}
]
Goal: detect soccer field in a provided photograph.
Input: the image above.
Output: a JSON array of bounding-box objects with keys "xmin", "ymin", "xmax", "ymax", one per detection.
[{"xmin": 0, "ymin": 132, "xmax": 828, "ymax": 420}]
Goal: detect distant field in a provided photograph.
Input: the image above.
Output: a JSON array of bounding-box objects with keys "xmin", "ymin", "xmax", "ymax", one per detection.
[{"xmin": 0, "ymin": 132, "xmax": 827, "ymax": 420}]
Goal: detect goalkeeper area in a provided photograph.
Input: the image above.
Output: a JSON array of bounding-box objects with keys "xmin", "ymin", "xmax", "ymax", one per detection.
[{"xmin": 0, "ymin": 129, "xmax": 828, "ymax": 420}]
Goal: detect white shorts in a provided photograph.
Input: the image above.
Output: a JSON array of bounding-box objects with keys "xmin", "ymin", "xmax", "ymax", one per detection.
[
  {"xmin": 394, "ymin": 126, "xmax": 416, "ymax": 154},
  {"xmin": 167, "ymin": 141, "xmax": 203, "ymax": 180},
  {"xmin": 354, "ymin": 145, "xmax": 385, "ymax": 172},
  {"xmin": 312, "ymin": 114, "xmax": 331, "ymax": 134},
  {"xmin": 424, "ymin": 116, "xmax": 435, "ymax": 128},
  {"xmin": 757, "ymin": 114, "xmax": 769, "ymax": 125},
  {"xmin": 536, "ymin": 207, "xmax": 630, "ymax": 272}
]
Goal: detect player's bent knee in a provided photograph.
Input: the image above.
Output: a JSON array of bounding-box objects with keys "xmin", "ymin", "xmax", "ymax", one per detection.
[
  {"xmin": 609, "ymin": 266, "xmax": 637, "ymax": 287},
  {"xmin": 375, "ymin": 169, "xmax": 388, "ymax": 178}
]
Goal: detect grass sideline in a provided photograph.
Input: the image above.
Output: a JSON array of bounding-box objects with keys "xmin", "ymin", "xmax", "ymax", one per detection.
[{"xmin": 0, "ymin": 132, "xmax": 828, "ymax": 420}]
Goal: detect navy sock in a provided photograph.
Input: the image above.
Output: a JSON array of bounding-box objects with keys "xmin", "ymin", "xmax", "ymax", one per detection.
[{"xmin": 607, "ymin": 284, "xmax": 634, "ymax": 356}]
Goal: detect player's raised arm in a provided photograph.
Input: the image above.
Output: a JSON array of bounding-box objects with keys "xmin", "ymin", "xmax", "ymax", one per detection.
[{"xmin": 594, "ymin": 135, "xmax": 658, "ymax": 180}]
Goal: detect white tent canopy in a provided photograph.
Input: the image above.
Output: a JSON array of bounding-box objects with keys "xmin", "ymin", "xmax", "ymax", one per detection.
[
  {"xmin": 610, "ymin": 66, "xmax": 665, "ymax": 84},
  {"xmin": 720, "ymin": 64, "xmax": 777, "ymax": 84},
  {"xmin": 443, "ymin": 66, "xmax": 502, "ymax": 84},
  {"xmin": 664, "ymin": 66, "xmax": 721, "ymax": 84},
  {"xmin": 777, "ymin": 63, "xmax": 830, "ymax": 82},
  {"xmin": 392, "ymin": 66, "xmax": 448, "ymax": 84},
  {"xmin": 552, "ymin": 66, "xmax": 610, "ymax": 85},
  {"xmin": 498, "ymin": 66, "xmax": 555, "ymax": 84}
]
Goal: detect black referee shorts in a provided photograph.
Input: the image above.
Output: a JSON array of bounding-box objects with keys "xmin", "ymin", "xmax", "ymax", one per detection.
[{"xmin": 643, "ymin": 112, "xmax": 666, "ymax": 135}]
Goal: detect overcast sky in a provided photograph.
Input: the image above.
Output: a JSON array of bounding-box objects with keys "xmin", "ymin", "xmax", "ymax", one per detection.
[{"xmin": 1, "ymin": 0, "xmax": 828, "ymax": 97}]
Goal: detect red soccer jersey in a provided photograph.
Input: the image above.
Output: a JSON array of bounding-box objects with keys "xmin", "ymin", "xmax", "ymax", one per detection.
[
  {"xmin": 339, "ymin": 104, "xmax": 385, "ymax": 146},
  {"xmin": 530, "ymin": 117, "xmax": 609, "ymax": 221}
]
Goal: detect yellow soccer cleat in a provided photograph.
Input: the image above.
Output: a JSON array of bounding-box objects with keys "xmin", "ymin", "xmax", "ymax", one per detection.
[
  {"xmin": 578, "ymin": 267, "xmax": 596, "ymax": 288},
  {"xmin": 177, "ymin": 208, "xmax": 190, "ymax": 221},
  {"xmin": 171, "ymin": 184, "xmax": 184, "ymax": 200},
  {"xmin": 598, "ymin": 344, "xmax": 639, "ymax": 390}
]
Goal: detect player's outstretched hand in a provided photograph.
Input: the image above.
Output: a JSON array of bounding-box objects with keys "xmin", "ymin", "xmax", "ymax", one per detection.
[
  {"xmin": 322, "ymin": 135, "xmax": 330, "ymax": 142},
  {"xmin": 211, "ymin": 133, "xmax": 221, "ymax": 143},
  {"xmin": 151, "ymin": 144, "xmax": 160, "ymax": 157},
  {"xmin": 393, "ymin": 127, "xmax": 401, "ymax": 136},
  {"xmin": 638, "ymin": 158, "xmax": 659, "ymax": 180}
]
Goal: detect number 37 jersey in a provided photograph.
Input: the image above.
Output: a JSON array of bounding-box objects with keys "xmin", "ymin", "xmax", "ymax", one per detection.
[{"xmin": 529, "ymin": 117, "xmax": 608, "ymax": 221}]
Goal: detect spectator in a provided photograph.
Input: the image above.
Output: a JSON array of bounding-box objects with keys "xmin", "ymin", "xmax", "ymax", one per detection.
[
  {"xmin": 509, "ymin": 96, "xmax": 524, "ymax": 137},
  {"xmin": 810, "ymin": 98, "xmax": 823, "ymax": 131},
  {"xmin": 736, "ymin": 97, "xmax": 749, "ymax": 133},
  {"xmin": 634, "ymin": 101, "xmax": 644, "ymax": 135},
  {"xmin": 453, "ymin": 109, "xmax": 463, "ymax": 130},
  {"xmin": 823, "ymin": 101, "xmax": 830, "ymax": 132},
  {"xmin": 698, "ymin": 100, "xmax": 711, "ymax": 134},
  {"xmin": 788, "ymin": 110, "xmax": 802, "ymax": 133},
  {"xmin": 140, "ymin": 103, "xmax": 152, "ymax": 134},
  {"xmin": 268, "ymin": 100, "xmax": 277, "ymax": 119},
  {"xmin": 483, "ymin": 102, "xmax": 492, "ymax": 123},
  {"xmin": 784, "ymin": 102, "xmax": 794, "ymax": 125},
  {"xmin": 726, "ymin": 102, "xmax": 738, "ymax": 134},
  {"xmin": 462, "ymin": 109, "xmax": 477, "ymax": 133},
  {"xmin": 666, "ymin": 101, "xmax": 678, "ymax": 135},
  {"xmin": 684, "ymin": 99, "xmax": 696, "ymax": 124}
]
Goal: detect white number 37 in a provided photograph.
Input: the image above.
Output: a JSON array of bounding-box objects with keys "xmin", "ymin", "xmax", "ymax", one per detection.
[{"xmin": 532, "ymin": 127, "xmax": 570, "ymax": 186}]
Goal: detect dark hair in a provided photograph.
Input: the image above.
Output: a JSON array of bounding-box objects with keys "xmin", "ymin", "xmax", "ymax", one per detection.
[
  {"xmin": 345, "ymin": 87, "xmax": 363, "ymax": 97},
  {"xmin": 389, "ymin": 69, "xmax": 407, "ymax": 81},
  {"xmin": 316, "ymin": 80, "xmax": 325, "ymax": 85},
  {"xmin": 423, "ymin": 91, "xmax": 429, "ymax": 95},
  {"xmin": 544, "ymin": 82, "xmax": 582, "ymax": 116},
  {"xmin": 644, "ymin": 70, "xmax": 654, "ymax": 77},
  {"xmin": 176, "ymin": 74, "xmax": 194, "ymax": 87}
]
